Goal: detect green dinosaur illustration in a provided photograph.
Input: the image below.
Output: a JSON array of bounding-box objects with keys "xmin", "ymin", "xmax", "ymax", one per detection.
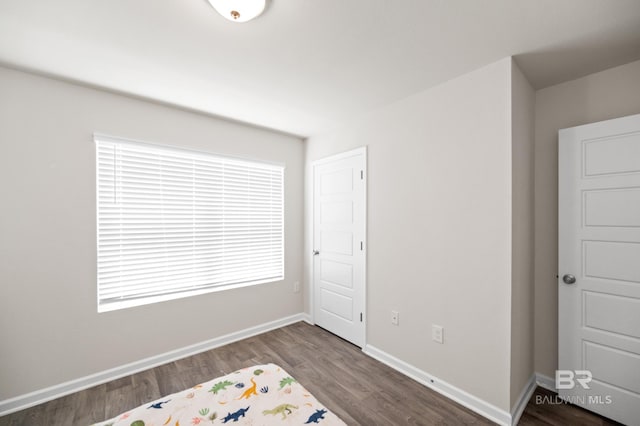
[
  {"xmin": 278, "ymin": 377, "xmax": 296, "ymax": 389},
  {"xmin": 262, "ymin": 403, "xmax": 299, "ymax": 419},
  {"xmin": 208, "ymin": 380, "xmax": 234, "ymax": 394}
]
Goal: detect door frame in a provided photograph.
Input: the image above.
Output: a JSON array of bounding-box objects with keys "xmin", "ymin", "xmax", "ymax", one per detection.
[{"xmin": 310, "ymin": 146, "xmax": 367, "ymax": 347}]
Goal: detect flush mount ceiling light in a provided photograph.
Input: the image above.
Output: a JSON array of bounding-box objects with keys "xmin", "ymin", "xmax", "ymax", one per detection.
[{"xmin": 207, "ymin": 0, "xmax": 267, "ymax": 23}]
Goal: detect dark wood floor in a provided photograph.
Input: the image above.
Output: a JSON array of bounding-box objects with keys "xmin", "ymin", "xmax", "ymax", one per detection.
[{"xmin": 0, "ymin": 322, "xmax": 621, "ymax": 425}]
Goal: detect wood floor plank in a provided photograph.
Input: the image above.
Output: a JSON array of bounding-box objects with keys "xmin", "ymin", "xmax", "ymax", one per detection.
[
  {"xmin": 157, "ymin": 361, "xmax": 190, "ymax": 397},
  {"xmin": 130, "ymin": 369, "xmax": 161, "ymax": 409},
  {"xmin": 68, "ymin": 384, "xmax": 106, "ymax": 425},
  {"xmin": 0, "ymin": 322, "xmax": 626, "ymax": 425},
  {"xmin": 521, "ymin": 388, "xmax": 621, "ymax": 426}
]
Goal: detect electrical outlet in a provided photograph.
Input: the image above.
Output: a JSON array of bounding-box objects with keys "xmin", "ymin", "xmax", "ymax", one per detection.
[
  {"xmin": 293, "ymin": 281, "xmax": 300, "ymax": 293},
  {"xmin": 432, "ymin": 325, "xmax": 444, "ymax": 344},
  {"xmin": 391, "ymin": 310, "xmax": 399, "ymax": 325}
]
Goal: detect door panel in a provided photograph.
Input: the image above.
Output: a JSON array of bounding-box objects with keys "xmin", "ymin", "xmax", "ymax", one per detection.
[
  {"xmin": 320, "ymin": 231, "xmax": 353, "ymax": 255},
  {"xmin": 320, "ymin": 259, "xmax": 353, "ymax": 289},
  {"xmin": 559, "ymin": 113, "xmax": 640, "ymax": 425},
  {"xmin": 313, "ymin": 148, "xmax": 366, "ymax": 347},
  {"xmin": 584, "ymin": 188, "xmax": 640, "ymax": 227},
  {"xmin": 584, "ymin": 241, "xmax": 640, "ymax": 282},
  {"xmin": 583, "ymin": 132, "xmax": 640, "ymax": 176},
  {"xmin": 320, "ymin": 288, "xmax": 353, "ymax": 321},
  {"xmin": 321, "ymin": 201, "xmax": 353, "ymax": 224},
  {"xmin": 584, "ymin": 342, "xmax": 640, "ymax": 394},
  {"xmin": 584, "ymin": 292, "xmax": 640, "ymax": 339},
  {"xmin": 321, "ymin": 168, "xmax": 353, "ymax": 194}
]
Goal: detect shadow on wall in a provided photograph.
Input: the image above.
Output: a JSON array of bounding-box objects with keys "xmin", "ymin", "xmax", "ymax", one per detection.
[{"xmin": 513, "ymin": 33, "xmax": 640, "ymax": 90}]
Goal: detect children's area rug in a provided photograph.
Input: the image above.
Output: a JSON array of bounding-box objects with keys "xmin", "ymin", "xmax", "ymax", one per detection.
[{"xmin": 92, "ymin": 363, "xmax": 346, "ymax": 425}]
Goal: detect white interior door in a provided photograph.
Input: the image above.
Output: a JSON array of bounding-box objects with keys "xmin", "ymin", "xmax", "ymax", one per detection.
[
  {"xmin": 559, "ymin": 113, "xmax": 640, "ymax": 425},
  {"xmin": 312, "ymin": 147, "xmax": 366, "ymax": 347}
]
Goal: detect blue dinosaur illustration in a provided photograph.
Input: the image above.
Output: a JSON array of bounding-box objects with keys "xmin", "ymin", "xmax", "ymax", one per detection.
[
  {"xmin": 147, "ymin": 399, "xmax": 170, "ymax": 409},
  {"xmin": 305, "ymin": 408, "xmax": 327, "ymax": 424},
  {"xmin": 222, "ymin": 406, "xmax": 250, "ymax": 423}
]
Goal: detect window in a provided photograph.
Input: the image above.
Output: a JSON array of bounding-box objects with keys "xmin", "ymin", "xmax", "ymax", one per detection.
[{"xmin": 96, "ymin": 134, "xmax": 284, "ymax": 312}]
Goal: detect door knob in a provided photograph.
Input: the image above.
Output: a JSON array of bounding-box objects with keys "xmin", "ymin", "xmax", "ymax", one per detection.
[
  {"xmin": 562, "ymin": 274, "xmax": 576, "ymax": 284},
  {"xmin": 313, "ymin": 250, "xmax": 320, "ymax": 256}
]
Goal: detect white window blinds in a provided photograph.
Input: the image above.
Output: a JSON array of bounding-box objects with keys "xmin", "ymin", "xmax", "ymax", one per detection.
[{"xmin": 96, "ymin": 135, "xmax": 284, "ymax": 312}]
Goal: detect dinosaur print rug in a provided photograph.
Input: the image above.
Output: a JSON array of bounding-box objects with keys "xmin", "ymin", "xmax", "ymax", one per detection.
[{"xmin": 92, "ymin": 363, "xmax": 346, "ymax": 425}]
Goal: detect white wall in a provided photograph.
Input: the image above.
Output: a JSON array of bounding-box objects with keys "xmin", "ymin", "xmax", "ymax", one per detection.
[
  {"xmin": 509, "ymin": 61, "xmax": 535, "ymax": 407},
  {"xmin": 305, "ymin": 58, "xmax": 515, "ymax": 411},
  {"xmin": 12, "ymin": 52, "xmax": 637, "ymax": 416},
  {"xmin": 533, "ymin": 59, "xmax": 640, "ymax": 378},
  {"xmin": 0, "ymin": 66, "xmax": 304, "ymax": 400}
]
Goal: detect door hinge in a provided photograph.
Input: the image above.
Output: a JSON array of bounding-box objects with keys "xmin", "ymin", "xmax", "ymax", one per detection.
[
  {"xmin": 360, "ymin": 241, "xmax": 363, "ymax": 251},
  {"xmin": 360, "ymin": 170, "xmax": 364, "ymax": 180},
  {"xmin": 360, "ymin": 312, "xmax": 363, "ymax": 322}
]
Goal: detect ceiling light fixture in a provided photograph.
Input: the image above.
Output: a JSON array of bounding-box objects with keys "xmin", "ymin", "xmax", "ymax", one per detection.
[{"xmin": 207, "ymin": 0, "xmax": 267, "ymax": 23}]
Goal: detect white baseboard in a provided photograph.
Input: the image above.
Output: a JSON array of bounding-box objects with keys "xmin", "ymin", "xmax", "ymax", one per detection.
[
  {"xmin": 535, "ymin": 373, "xmax": 556, "ymax": 392},
  {"xmin": 363, "ymin": 344, "xmax": 512, "ymax": 426},
  {"xmin": 511, "ymin": 374, "xmax": 537, "ymax": 426},
  {"xmin": 301, "ymin": 312, "xmax": 313, "ymax": 325},
  {"xmin": 0, "ymin": 313, "xmax": 307, "ymax": 417}
]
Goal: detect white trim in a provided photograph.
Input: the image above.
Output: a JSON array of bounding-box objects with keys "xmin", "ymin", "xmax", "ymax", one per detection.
[
  {"xmin": 310, "ymin": 146, "xmax": 368, "ymax": 348},
  {"xmin": 362, "ymin": 147, "xmax": 367, "ymax": 347},
  {"xmin": 363, "ymin": 344, "xmax": 512, "ymax": 426},
  {"xmin": 0, "ymin": 313, "xmax": 306, "ymax": 417},
  {"xmin": 511, "ymin": 374, "xmax": 537, "ymax": 426},
  {"xmin": 311, "ymin": 146, "xmax": 367, "ymax": 166},
  {"xmin": 535, "ymin": 373, "xmax": 556, "ymax": 392},
  {"xmin": 301, "ymin": 312, "xmax": 313, "ymax": 325}
]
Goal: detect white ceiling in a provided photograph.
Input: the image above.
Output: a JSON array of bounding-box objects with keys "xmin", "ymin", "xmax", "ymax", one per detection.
[{"xmin": 1, "ymin": 0, "xmax": 640, "ymax": 137}]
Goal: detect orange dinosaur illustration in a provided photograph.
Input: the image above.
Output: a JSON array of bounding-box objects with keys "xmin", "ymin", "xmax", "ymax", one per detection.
[{"xmin": 236, "ymin": 377, "xmax": 257, "ymax": 400}]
